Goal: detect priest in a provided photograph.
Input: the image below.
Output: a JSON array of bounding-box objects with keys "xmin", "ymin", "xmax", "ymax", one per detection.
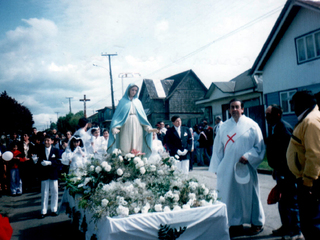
[{"xmin": 208, "ymin": 99, "xmax": 266, "ymax": 237}]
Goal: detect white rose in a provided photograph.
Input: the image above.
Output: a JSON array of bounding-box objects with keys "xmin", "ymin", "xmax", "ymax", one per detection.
[
  {"xmin": 101, "ymin": 199, "xmax": 109, "ymax": 207},
  {"xmin": 140, "ymin": 167, "xmax": 146, "ymax": 175},
  {"xmin": 133, "ymin": 157, "xmax": 141, "ymax": 164},
  {"xmin": 173, "ymin": 206, "xmax": 182, "ymax": 211},
  {"xmin": 188, "ymin": 193, "xmax": 196, "ymax": 200},
  {"xmin": 116, "ymin": 205, "xmax": 129, "ymax": 217},
  {"xmin": 117, "ymin": 168, "xmax": 123, "ymax": 176},
  {"xmin": 89, "ymin": 165, "xmax": 95, "ymax": 172},
  {"xmin": 155, "ymin": 204, "xmax": 163, "ymax": 212},
  {"xmin": 182, "ymin": 204, "xmax": 190, "ymax": 210},
  {"xmin": 173, "ymin": 194, "xmax": 179, "ymax": 202},
  {"xmin": 159, "ymin": 196, "xmax": 166, "ymax": 203},
  {"xmin": 113, "ymin": 148, "xmax": 119, "ymax": 154},
  {"xmin": 95, "ymin": 166, "xmax": 102, "ymax": 174},
  {"xmin": 134, "ymin": 207, "xmax": 140, "ymax": 214},
  {"xmin": 149, "ymin": 165, "xmax": 156, "ymax": 172},
  {"xmin": 118, "ymin": 155, "xmax": 123, "ymax": 162},
  {"xmin": 163, "ymin": 206, "xmax": 171, "ymax": 212}
]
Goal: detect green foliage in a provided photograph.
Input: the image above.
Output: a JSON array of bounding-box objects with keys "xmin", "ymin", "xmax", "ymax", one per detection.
[
  {"xmin": 56, "ymin": 111, "xmax": 84, "ymax": 134},
  {"xmin": 0, "ymin": 91, "xmax": 34, "ymax": 135}
]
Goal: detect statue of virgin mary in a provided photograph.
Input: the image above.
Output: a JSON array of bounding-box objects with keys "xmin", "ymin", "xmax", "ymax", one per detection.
[{"xmin": 107, "ymin": 83, "xmax": 155, "ymax": 157}]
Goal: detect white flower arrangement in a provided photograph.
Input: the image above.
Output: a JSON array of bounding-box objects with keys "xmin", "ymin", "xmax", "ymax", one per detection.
[{"xmin": 64, "ymin": 148, "xmax": 218, "ymax": 220}]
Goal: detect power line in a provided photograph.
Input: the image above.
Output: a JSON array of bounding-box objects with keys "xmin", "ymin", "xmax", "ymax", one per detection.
[{"xmin": 144, "ymin": 5, "xmax": 283, "ymax": 78}]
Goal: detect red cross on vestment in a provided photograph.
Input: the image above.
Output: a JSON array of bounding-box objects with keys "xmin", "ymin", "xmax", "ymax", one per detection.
[{"xmin": 224, "ymin": 133, "xmax": 236, "ymax": 152}]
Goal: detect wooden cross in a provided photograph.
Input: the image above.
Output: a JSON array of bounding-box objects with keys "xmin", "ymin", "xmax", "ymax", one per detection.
[{"xmin": 80, "ymin": 94, "xmax": 90, "ymax": 118}]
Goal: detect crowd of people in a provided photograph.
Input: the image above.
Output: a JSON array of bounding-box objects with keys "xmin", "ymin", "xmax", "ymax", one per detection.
[{"xmin": 1, "ymin": 87, "xmax": 320, "ymax": 240}]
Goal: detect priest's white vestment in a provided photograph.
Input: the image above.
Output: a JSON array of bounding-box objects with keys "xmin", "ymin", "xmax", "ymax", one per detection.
[{"xmin": 208, "ymin": 115, "xmax": 266, "ymax": 226}]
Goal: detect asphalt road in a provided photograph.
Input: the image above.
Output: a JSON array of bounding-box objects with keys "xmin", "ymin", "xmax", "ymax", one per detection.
[{"xmin": 0, "ymin": 166, "xmax": 283, "ymax": 240}]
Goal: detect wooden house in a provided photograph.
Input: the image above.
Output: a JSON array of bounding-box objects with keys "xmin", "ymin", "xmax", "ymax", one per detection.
[
  {"xmin": 250, "ymin": 0, "xmax": 320, "ymax": 127},
  {"xmin": 139, "ymin": 70, "xmax": 208, "ymax": 127}
]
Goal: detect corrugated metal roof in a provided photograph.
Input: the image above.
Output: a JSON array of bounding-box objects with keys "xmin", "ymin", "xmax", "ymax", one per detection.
[{"xmin": 213, "ymin": 69, "xmax": 259, "ymax": 93}]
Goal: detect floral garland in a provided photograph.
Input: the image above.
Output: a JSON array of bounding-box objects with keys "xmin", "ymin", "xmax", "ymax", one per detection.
[{"xmin": 64, "ymin": 148, "xmax": 218, "ymax": 219}]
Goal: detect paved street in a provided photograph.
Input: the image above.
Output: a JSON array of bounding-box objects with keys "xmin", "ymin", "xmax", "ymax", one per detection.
[{"xmin": 0, "ymin": 166, "xmax": 283, "ymax": 240}]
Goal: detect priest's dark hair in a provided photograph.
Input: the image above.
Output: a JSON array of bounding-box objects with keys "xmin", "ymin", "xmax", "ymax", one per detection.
[{"xmin": 229, "ymin": 98, "xmax": 244, "ymax": 108}]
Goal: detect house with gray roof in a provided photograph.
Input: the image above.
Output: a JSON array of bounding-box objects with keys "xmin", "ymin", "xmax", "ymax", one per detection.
[
  {"xmin": 195, "ymin": 69, "xmax": 265, "ymax": 136},
  {"xmin": 139, "ymin": 69, "xmax": 208, "ymax": 127},
  {"xmin": 250, "ymin": 0, "xmax": 320, "ymax": 127}
]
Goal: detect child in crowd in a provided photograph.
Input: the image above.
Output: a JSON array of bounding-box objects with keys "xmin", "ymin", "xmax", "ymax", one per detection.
[
  {"xmin": 9, "ymin": 141, "xmax": 24, "ymax": 195},
  {"xmin": 101, "ymin": 129, "xmax": 109, "ymax": 150},
  {"xmin": 88, "ymin": 127, "xmax": 101, "ymax": 154},
  {"xmin": 61, "ymin": 136, "xmax": 87, "ymax": 174}
]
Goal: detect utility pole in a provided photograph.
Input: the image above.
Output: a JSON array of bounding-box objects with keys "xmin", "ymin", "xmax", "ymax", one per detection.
[
  {"xmin": 66, "ymin": 97, "xmax": 73, "ymax": 113},
  {"xmin": 55, "ymin": 112, "xmax": 59, "ymax": 121},
  {"xmin": 101, "ymin": 52, "xmax": 117, "ymax": 114},
  {"xmin": 80, "ymin": 94, "xmax": 90, "ymax": 118}
]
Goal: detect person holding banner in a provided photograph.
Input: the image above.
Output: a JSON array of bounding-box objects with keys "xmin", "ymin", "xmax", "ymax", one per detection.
[{"xmin": 208, "ymin": 99, "xmax": 266, "ymax": 237}]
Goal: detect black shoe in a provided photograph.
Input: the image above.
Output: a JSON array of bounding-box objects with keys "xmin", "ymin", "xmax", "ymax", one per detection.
[
  {"xmin": 39, "ymin": 214, "xmax": 46, "ymax": 219},
  {"xmin": 250, "ymin": 225, "xmax": 263, "ymax": 235},
  {"xmin": 51, "ymin": 212, "xmax": 58, "ymax": 216},
  {"xmin": 229, "ymin": 225, "xmax": 244, "ymax": 238},
  {"xmin": 272, "ymin": 226, "xmax": 290, "ymax": 236}
]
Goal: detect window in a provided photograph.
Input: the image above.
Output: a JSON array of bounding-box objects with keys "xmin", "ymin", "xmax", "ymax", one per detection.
[
  {"xmin": 295, "ymin": 29, "xmax": 320, "ymax": 64},
  {"xmin": 280, "ymin": 90, "xmax": 296, "ymax": 114},
  {"xmin": 205, "ymin": 106, "xmax": 213, "ymax": 124}
]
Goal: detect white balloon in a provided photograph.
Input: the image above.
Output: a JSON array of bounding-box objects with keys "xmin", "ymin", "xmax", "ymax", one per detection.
[{"xmin": 2, "ymin": 151, "xmax": 13, "ymax": 161}]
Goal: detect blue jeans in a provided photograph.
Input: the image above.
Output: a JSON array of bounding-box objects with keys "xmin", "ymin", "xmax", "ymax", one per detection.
[{"xmin": 10, "ymin": 168, "xmax": 22, "ymax": 194}]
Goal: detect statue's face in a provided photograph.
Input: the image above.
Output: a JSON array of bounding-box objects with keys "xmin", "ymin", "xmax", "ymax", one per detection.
[{"xmin": 129, "ymin": 86, "xmax": 138, "ymax": 98}]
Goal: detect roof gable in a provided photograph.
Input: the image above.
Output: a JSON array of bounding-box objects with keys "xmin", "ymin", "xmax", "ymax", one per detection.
[
  {"xmin": 210, "ymin": 69, "xmax": 259, "ymax": 94},
  {"xmin": 250, "ymin": 0, "xmax": 320, "ymax": 74},
  {"xmin": 140, "ymin": 79, "xmax": 174, "ymax": 99},
  {"xmin": 164, "ymin": 69, "xmax": 207, "ymax": 98}
]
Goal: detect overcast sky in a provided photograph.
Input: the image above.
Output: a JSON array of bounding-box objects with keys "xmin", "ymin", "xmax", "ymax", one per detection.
[{"xmin": 0, "ymin": 0, "xmax": 287, "ymax": 131}]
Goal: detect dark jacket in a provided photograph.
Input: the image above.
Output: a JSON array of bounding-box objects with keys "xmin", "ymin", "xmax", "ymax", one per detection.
[
  {"xmin": 37, "ymin": 145, "xmax": 61, "ymax": 181},
  {"xmin": 266, "ymin": 120, "xmax": 293, "ymax": 178},
  {"xmin": 165, "ymin": 126, "xmax": 192, "ymax": 161}
]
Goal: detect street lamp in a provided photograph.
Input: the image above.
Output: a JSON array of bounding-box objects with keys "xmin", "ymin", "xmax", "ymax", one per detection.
[{"xmin": 118, "ymin": 72, "xmax": 141, "ymax": 95}]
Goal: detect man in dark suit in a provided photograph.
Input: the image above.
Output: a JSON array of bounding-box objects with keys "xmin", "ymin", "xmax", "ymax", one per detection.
[
  {"xmin": 165, "ymin": 116, "xmax": 192, "ymax": 174},
  {"xmin": 37, "ymin": 134, "xmax": 61, "ymax": 218}
]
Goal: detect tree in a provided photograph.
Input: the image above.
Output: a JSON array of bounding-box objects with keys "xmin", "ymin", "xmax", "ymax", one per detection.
[
  {"xmin": 56, "ymin": 111, "xmax": 84, "ymax": 134},
  {"xmin": 0, "ymin": 91, "xmax": 34, "ymax": 135}
]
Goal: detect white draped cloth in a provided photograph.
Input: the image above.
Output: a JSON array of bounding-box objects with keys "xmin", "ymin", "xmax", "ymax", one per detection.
[{"xmin": 208, "ymin": 115, "xmax": 266, "ymax": 226}]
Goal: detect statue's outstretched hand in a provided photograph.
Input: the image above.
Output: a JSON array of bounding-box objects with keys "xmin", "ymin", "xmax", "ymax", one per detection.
[
  {"xmin": 112, "ymin": 128, "xmax": 120, "ymax": 135},
  {"xmin": 147, "ymin": 127, "xmax": 158, "ymax": 133}
]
